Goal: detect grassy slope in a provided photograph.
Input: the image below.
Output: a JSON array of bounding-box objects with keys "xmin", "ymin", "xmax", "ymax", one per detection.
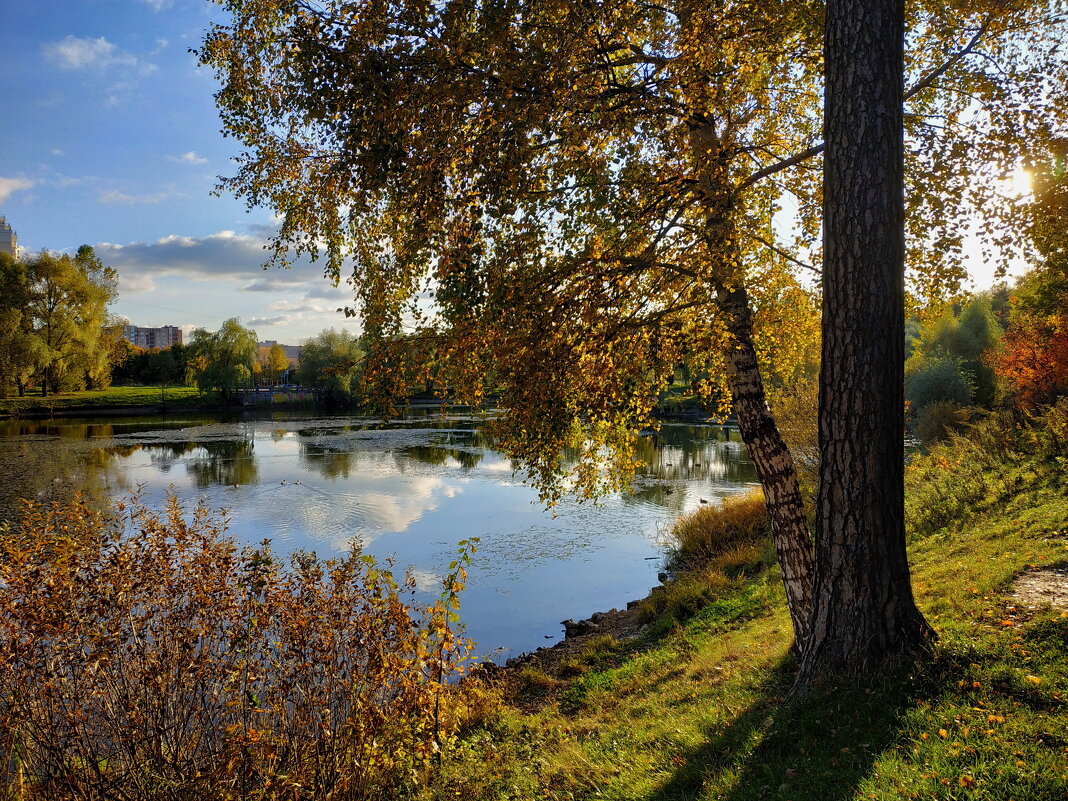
[
  {"xmin": 0, "ymin": 385, "xmax": 212, "ymax": 414},
  {"xmin": 429, "ymin": 415, "xmax": 1068, "ymax": 801}
]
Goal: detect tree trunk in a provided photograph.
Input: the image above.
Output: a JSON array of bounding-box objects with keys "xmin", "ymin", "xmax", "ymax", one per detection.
[
  {"xmin": 716, "ymin": 280, "xmax": 815, "ymax": 646},
  {"xmin": 796, "ymin": 0, "xmax": 933, "ymax": 686},
  {"xmin": 691, "ymin": 122, "xmax": 816, "ymax": 649}
]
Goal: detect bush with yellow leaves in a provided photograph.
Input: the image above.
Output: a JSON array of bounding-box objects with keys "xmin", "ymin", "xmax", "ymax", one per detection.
[{"xmin": 0, "ymin": 494, "xmax": 472, "ymax": 800}]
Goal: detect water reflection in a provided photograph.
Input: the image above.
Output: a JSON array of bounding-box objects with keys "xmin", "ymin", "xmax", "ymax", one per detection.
[
  {"xmin": 402, "ymin": 445, "xmax": 484, "ymax": 470},
  {"xmin": 0, "ymin": 427, "xmax": 131, "ymax": 518},
  {"xmin": 185, "ymin": 440, "xmax": 260, "ymax": 488},
  {"xmin": 300, "ymin": 443, "xmax": 359, "ymax": 480},
  {"xmin": 0, "ymin": 411, "xmax": 758, "ymax": 659}
]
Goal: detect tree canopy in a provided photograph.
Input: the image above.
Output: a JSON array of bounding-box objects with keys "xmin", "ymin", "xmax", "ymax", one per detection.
[
  {"xmin": 201, "ymin": 0, "xmax": 1065, "ymax": 479},
  {"xmin": 991, "ymin": 147, "xmax": 1068, "ymax": 409},
  {"xmin": 188, "ymin": 318, "xmax": 259, "ymax": 398},
  {"xmin": 201, "ymin": 0, "xmax": 1068, "ymax": 659},
  {"xmin": 297, "ymin": 328, "xmax": 365, "ymax": 402},
  {"xmin": 0, "ymin": 247, "xmax": 118, "ymax": 397}
]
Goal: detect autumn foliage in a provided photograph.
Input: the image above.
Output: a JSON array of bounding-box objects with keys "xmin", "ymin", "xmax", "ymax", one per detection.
[
  {"xmin": 990, "ymin": 310, "xmax": 1068, "ymax": 411},
  {"xmin": 0, "ymin": 496, "xmax": 472, "ymax": 800}
]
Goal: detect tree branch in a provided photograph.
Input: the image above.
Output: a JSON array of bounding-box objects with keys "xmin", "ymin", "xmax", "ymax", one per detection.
[
  {"xmin": 747, "ymin": 232, "xmax": 820, "ymax": 274},
  {"xmin": 736, "ymin": 19, "xmax": 995, "ymax": 193}
]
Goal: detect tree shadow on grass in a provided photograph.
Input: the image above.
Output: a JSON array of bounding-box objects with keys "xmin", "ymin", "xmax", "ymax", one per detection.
[{"xmin": 648, "ymin": 656, "xmax": 925, "ymax": 801}]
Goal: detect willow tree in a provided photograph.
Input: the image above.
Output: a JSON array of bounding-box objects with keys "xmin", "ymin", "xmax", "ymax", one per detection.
[
  {"xmin": 22, "ymin": 246, "xmax": 118, "ymax": 395},
  {"xmin": 188, "ymin": 318, "xmax": 260, "ymax": 399},
  {"xmin": 201, "ymin": 0, "xmax": 1067, "ymax": 655}
]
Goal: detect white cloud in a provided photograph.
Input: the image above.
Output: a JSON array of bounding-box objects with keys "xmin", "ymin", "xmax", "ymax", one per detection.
[
  {"xmin": 267, "ymin": 299, "xmax": 328, "ymax": 313},
  {"xmin": 97, "ymin": 189, "xmax": 179, "ymax": 205},
  {"xmin": 118, "ymin": 273, "xmax": 157, "ymax": 294},
  {"xmin": 248, "ymin": 315, "xmax": 289, "ymax": 327},
  {"xmin": 0, "ymin": 177, "xmax": 34, "ymax": 204},
  {"xmin": 44, "ymin": 36, "xmax": 143, "ymax": 71},
  {"xmin": 95, "ymin": 229, "xmax": 325, "ymax": 285},
  {"xmin": 51, "ymin": 149, "xmax": 65, "ymax": 157},
  {"xmin": 99, "ymin": 230, "xmax": 366, "ymax": 341},
  {"xmin": 141, "ymin": 0, "xmax": 173, "ymax": 10},
  {"xmin": 167, "ymin": 151, "xmax": 207, "ymax": 165}
]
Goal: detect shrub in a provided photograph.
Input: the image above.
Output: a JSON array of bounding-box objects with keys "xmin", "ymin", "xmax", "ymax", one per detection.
[
  {"xmin": 665, "ymin": 490, "xmax": 768, "ymax": 572},
  {"xmin": 990, "ymin": 311, "xmax": 1068, "ymax": 410},
  {"xmin": 0, "ymin": 495, "xmax": 471, "ymax": 800},
  {"xmin": 914, "ymin": 400, "xmax": 970, "ymax": 444},
  {"xmin": 904, "ymin": 399, "xmax": 1068, "ymax": 536},
  {"xmin": 641, "ymin": 492, "xmax": 771, "ymax": 626},
  {"xmin": 905, "ymin": 354, "xmax": 974, "ymax": 416}
]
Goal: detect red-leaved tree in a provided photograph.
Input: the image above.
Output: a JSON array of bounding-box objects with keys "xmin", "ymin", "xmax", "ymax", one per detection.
[{"xmin": 992, "ymin": 309, "xmax": 1068, "ymax": 410}]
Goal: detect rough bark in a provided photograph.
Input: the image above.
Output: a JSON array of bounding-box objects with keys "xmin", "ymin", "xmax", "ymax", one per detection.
[
  {"xmin": 716, "ymin": 280, "xmax": 815, "ymax": 646},
  {"xmin": 690, "ymin": 121, "xmax": 816, "ymax": 648},
  {"xmin": 796, "ymin": 0, "xmax": 933, "ymax": 686}
]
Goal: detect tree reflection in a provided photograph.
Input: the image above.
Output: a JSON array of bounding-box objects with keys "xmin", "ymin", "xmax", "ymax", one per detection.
[
  {"xmin": 403, "ymin": 445, "xmax": 484, "ymax": 471},
  {"xmin": 141, "ymin": 442, "xmax": 201, "ymax": 474},
  {"xmin": 186, "ymin": 440, "xmax": 259, "ymax": 488},
  {"xmin": 299, "ymin": 443, "xmax": 357, "ymax": 480},
  {"xmin": 0, "ymin": 436, "xmax": 127, "ymax": 522}
]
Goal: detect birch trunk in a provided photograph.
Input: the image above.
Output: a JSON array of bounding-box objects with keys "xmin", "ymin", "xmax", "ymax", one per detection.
[{"xmin": 716, "ymin": 280, "xmax": 816, "ymax": 647}]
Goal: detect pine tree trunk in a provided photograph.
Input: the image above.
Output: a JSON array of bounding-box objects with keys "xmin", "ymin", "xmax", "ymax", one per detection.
[
  {"xmin": 796, "ymin": 0, "xmax": 933, "ymax": 685},
  {"xmin": 716, "ymin": 281, "xmax": 815, "ymax": 646}
]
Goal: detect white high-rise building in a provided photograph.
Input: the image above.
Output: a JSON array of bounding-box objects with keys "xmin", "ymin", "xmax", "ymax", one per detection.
[{"xmin": 0, "ymin": 216, "xmax": 18, "ymax": 260}]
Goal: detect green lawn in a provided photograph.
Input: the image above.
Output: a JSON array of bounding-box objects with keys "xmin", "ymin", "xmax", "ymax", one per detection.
[
  {"xmin": 424, "ymin": 404, "xmax": 1068, "ymax": 801},
  {"xmin": 0, "ymin": 385, "xmax": 215, "ymax": 415}
]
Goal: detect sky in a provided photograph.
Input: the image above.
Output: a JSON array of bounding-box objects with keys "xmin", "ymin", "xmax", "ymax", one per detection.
[
  {"xmin": 0, "ymin": 1, "xmax": 1029, "ymax": 347},
  {"xmin": 0, "ymin": 0, "xmax": 358, "ymax": 345}
]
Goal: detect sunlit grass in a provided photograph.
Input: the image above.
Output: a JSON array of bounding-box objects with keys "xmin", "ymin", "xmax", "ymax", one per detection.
[
  {"xmin": 0, "ymin": 385, "xmax": 210, "ymax": 414},
  {"xmin": 425, "ymin": 402, "xmax": 1068, "ymax": 800}
]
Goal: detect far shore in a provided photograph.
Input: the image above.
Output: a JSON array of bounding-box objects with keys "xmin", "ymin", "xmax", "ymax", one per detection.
[{"xmin": 0, "ymin": 384, "xmax": 725, "ymax": 423}]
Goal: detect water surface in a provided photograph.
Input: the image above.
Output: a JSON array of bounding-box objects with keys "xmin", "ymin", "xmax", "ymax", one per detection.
[{"xmin": 0, "ymin": 410, "xmax": 757, "ymax": 659}]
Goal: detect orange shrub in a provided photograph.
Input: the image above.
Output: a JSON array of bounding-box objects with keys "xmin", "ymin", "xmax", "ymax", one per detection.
[{"xmin": 990, "ymin": 312, "xmax": 1068, "ymax": 410}]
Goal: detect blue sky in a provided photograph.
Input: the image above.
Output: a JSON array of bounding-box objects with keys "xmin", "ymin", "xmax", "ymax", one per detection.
[
  {"xmin": 1, "ymin": 0, "xmax": 357, "ymax": 344},
  {"xmin": 1, "ymin": 1, "xmax": 1023, "ymax": 346}
]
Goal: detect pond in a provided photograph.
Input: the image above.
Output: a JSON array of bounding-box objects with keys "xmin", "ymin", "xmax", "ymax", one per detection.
[{"xmin": 0, "ymin": 410, "xmax": 758, "ymax": 661}]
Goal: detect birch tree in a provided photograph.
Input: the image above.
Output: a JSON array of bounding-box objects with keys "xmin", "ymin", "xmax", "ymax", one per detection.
[{"xmin": 200, "ymin": 0, "xmax": 1068, "ymax": 654}]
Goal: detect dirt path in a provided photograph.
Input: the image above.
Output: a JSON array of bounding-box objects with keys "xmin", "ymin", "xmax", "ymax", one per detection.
[{"xmin": 1012, "ymin": 564, "xmax": 1068, "ymax": 611}]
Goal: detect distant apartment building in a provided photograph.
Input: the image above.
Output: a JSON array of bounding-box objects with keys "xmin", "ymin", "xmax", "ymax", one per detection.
[
  {"xmin": 123, "ymin": 325, "xmax": 184, "ymax": 349},
  {"xmin": 0, "ymin": 216, "xmax": 18, "ymax": 260}
]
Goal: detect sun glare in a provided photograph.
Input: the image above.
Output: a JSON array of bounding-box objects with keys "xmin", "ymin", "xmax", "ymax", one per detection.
[{"xmin": 1010, "ymin": 166, "xmax": 1033, "ymax": 198}]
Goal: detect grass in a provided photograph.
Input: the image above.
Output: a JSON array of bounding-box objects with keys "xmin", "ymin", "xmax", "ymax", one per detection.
[
  {"xmin": 421, "ymin": 403, "xmax": 1068, "ymax": 800},
  {"xmin": 0, "ymin": 385, "xmax": 215, "ymax": 415}
]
